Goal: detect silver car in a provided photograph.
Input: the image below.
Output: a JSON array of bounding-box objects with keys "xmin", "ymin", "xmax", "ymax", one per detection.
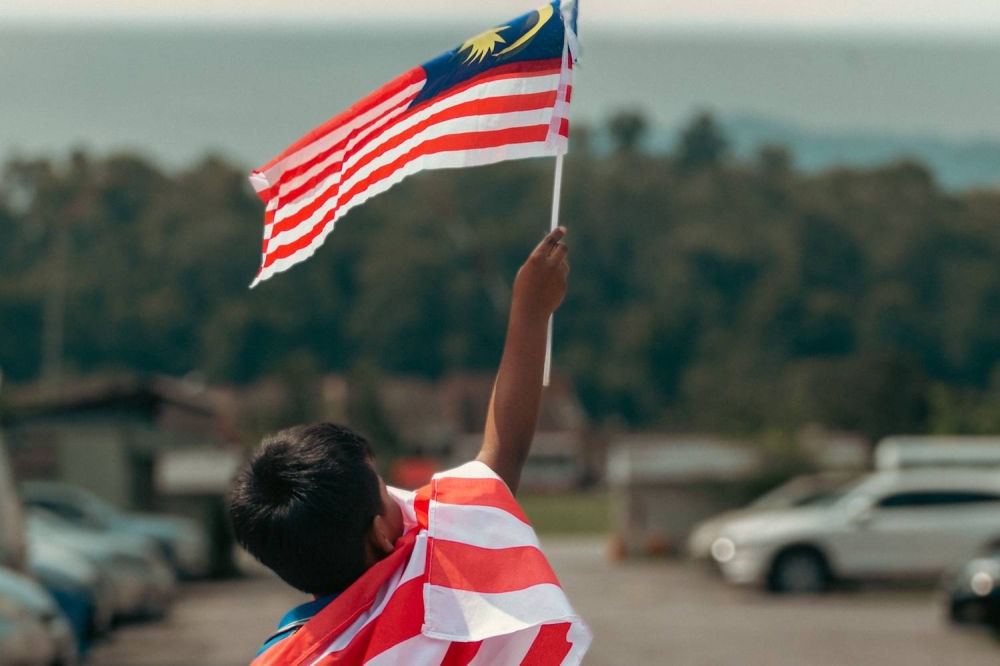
[
  {"xmin": 0, "ymin": 595, "xmax": 55, "ymax": 666},
  {"xmin": 700, "ymin": 469, "xmax": 1000, "ymax": 593},
  {"xmin": 26, "ymin": 509, "xmax": 175, "ymax": 621},
  {"xmin": 0, "ymin": 566, "xmax": 76, "ymax": 666},
  {"xmin": 21, "ymin": 482, "xmax": 211, "ymax": 579},
  {"xmin": 688, "ymin": 472, "xmax": 859, "ymax": 562},
  {"xmin": 27, "ymin": 533, "xmax": 116, "ymax": 639}
]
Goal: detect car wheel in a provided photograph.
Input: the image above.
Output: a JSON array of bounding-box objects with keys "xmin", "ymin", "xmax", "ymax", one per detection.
[
  {"xmin": 951, "ymin": 599, "xmax": 987, "ymax": 625},
  {"xmin": 769, "ymin": 548, "xmax": 830, "ymax": 594}
]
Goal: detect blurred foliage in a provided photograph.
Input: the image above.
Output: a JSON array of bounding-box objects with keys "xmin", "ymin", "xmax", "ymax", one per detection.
[{"xmin": 3, "ymin": 113, "xmax": 1000, "ymax": 441}]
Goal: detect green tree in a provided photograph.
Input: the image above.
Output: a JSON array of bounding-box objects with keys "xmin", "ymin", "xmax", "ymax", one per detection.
[
  {"xmin": 5, "ymin": 111, "xmax": 1000, "ymax": 442},
  {"xmin": 607, "ymin": 110, "xmax": 648, "ymax": 155},
  {"xmin": 676, "ymin": 112, "xmax": 729, "ymax": 173}
]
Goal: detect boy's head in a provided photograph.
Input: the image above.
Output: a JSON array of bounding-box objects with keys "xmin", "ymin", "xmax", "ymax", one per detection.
[{"xmin": 229, "ymin": 422, "xmax": 403, "ymax": 596}]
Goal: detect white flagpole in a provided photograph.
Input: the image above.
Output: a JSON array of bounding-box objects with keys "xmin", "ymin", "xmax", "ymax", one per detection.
[{"xmin": 543, "ymin": 152, "xmax": 565, "ymax": 388}]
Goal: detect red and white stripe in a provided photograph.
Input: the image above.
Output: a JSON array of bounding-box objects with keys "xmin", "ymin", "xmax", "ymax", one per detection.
[
  {"xmin": 249, "ymin": 45, "xmax": 573, "ymax": 287},
  {"xmin": 251, "ymin": 462, "xmax": 591, "ymax": 666}
]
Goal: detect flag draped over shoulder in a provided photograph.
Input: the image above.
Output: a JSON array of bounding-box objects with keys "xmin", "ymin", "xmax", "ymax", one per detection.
[
  {"xmin": 248, "ymin": 1, "xmax": 579, "ymax": 287},
  {"xmin": 251, "ymin": 462, "xmax": 592, "ymax": 666}
]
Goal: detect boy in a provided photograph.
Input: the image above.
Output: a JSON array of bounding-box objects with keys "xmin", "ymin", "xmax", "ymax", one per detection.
[{"xmin": 230, "ymin": 227, "xmax": 591, "ymax": 665}]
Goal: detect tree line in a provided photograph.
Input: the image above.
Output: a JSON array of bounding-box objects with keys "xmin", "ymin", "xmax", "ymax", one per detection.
[{"xmin": 2, "ymin": 113, "xmax": 1000, "ymax": 442}]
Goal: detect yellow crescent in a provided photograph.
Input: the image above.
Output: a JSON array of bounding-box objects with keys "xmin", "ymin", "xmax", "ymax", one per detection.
[{"xmin": 496, "ymin": 4, "xmax": 554, "ymax": 57}]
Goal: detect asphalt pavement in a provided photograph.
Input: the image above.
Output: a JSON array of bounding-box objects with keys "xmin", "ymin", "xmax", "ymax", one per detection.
[{"xmin": 89, "ymin": 537, "xmax": 1000, "ymax": 666}]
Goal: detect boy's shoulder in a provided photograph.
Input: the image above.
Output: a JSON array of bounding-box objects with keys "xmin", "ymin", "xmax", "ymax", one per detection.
[{"xmin": 388, "ymin": 460, "xmax": 525, "ymax": 533}]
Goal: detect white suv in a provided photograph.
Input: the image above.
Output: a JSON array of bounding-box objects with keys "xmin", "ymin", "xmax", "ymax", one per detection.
[{"xmin": 707, "ymin": 468, "xmax": 1000, "ymax": 592}]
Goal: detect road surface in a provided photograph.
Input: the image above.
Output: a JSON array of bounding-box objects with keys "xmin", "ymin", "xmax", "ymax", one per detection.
[{"xmin": 90, "ymin": 537, "xmax": 999, "ymax": 666}]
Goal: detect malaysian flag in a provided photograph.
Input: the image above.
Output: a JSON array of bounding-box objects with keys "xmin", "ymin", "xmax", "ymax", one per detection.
[
  {"xmin": 249, "ymin": 1, "xmax": 579, "ymax": 287},
  {"xmin": 251, "ymin": 462, "xmax": 592, "ymax": 665}
]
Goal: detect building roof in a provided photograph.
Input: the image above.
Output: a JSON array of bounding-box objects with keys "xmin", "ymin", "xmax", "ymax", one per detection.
[
  {"xmin": 4, "ymin": 375, "xmax": 217, "ymax": 425},
  {"xmin": 875, "ymin": 435, "xmax": 1000, "ymax": 470},
  {"xmin": 607, "ymin": 434, "xmax": 763, "ymax": 486}
]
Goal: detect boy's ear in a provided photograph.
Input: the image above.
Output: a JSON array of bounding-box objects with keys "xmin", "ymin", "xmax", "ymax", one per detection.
[{"xmin": 368, "ymin": 514, "xmax": 395, "ymax": 556}]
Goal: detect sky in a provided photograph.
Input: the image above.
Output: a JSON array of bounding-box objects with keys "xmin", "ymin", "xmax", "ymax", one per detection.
[{"xmin": 4, "ymin": 0, "xmax": 1000, "ymax": 32}]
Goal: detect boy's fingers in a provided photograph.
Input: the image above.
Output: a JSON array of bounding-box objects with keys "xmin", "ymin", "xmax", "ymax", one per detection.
[
  {"xmin": 532, "ymin": 227, "xmax": 566, "ymax": 258},
  {"xmin": 547, "ymin": 242, "xmax": 569, "ymax": 265}
]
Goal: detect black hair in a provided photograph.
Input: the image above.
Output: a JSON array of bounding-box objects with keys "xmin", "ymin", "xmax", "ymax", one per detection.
[{"xmin": 228, "ymin": 422, "xmax": 384, "ymax": 595}]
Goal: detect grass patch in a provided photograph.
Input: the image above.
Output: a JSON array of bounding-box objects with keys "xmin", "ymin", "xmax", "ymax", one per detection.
[{"xmin": 517, "ymin": 490, "xmax": 611, "ymax": 535}]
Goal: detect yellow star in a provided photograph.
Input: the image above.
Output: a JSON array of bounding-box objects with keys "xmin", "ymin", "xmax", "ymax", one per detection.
[{"xmin": 458, "ymin": 26, "xmax": 509, "ymax": 65}]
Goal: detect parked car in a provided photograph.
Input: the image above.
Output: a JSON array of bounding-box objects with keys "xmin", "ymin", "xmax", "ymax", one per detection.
[
  {"xmin": 21, "ymin": 482, "xmax": 211, "ymax": 579},
  {"xmin": 26, "ymin": 508, "xmax": 176, "ymax": 620},
  {"xmin": 27, "ymin": 533, "xmax": 116, "ymax": 646},
  {"xmin": 703, "ymin": 468, "xmax": 1000, "ymax": 593},
  {"xmin": 0, "ymin": 566, "xmax": 76, "ymax": 666},
  {"xmin": 944, "ymin": 546, "xmax": 1000, "ymax": 631},
  {"xmin": 688, "ymin": 472, "xmax": 859, "ymax": 561},
  {"xmin": 0, "ymin": 593, "xmax": 56, "ymax": 666}
]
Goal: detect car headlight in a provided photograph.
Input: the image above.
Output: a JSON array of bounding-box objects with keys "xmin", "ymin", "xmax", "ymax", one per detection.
[
  {"xmin": 971, "ymin": 572, "xmax": 995, "ymax": 597},
  {"xmin": 711, "ymin": 538, "xmax": 737, "ymax": 564}
]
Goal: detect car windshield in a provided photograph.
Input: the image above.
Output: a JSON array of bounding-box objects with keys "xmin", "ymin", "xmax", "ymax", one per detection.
[
  {"xmin": 76, "ymin": 492, "xmax": 120, "ymax": 522},
  {"xmin": 751, "ymin": 476, "xmax": 857, "ymax": 510},
  {"xmin": 791, "ymin": 488, "xmax": 851, "ymax": 508},
  {"xmin": 26, "ymin": 484, "xmax": 121, "ymax": 527},
  {"xmin": 27, "ymin": 508, "xmax": 76, "ymax": 532}
]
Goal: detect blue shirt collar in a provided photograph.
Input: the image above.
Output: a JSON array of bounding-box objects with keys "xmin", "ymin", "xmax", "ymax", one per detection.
[
  {"xmin": 277, "ymin": 593, "xmax": 339, "ymax": 629},
  {"xmin": 257, "ymin": 593, "xmax": 339, "ymax": 658}
]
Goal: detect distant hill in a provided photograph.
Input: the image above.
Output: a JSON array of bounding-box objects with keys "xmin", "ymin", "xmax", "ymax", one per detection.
[
  {"xmin": 601, "ymin": 117, "xmax": 1000, "ymax": 192},
  {"xmin": 720, "ymin": 117, "xmax": 1000, "ymax": 192}
]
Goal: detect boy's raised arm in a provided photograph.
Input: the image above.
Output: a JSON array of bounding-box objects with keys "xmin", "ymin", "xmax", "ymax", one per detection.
[{"xmin": 476, "ymin": 227, "xmax": 570, "ymax": 494}]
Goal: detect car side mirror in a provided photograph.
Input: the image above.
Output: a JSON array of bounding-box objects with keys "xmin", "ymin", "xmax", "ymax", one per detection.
[
  {"xmin": 851, "ymin": 507, "xmax": 873, "ymax": 526},
  {"xmin": 846, "ymin": 497, "xmax": 874, "ymax": 527}
]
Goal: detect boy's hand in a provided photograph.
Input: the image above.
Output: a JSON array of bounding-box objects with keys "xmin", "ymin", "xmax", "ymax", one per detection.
[
  {"xmin": 512, "ymin": 227, "xmax": 570, "ymax": 320},
  {"xmin": 477, "ymin": 227, "xmax": 570, "ymax": 494}
]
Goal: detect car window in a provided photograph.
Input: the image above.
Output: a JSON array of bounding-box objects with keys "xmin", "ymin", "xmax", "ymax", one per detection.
[
  {"xmin": 34, "ymin": 499, "xmax": 86, "ymax": 522},
  {"xmin": 877, "ymin": 491, "xmax": 1000, "ymax": 508},
  {"xmin": 77, "ymin": 493, "xmax": 119, "ymax": 522},
  {"xmin": 792, "ymin": 489, "xmax": 850, "ymax": 508}
]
